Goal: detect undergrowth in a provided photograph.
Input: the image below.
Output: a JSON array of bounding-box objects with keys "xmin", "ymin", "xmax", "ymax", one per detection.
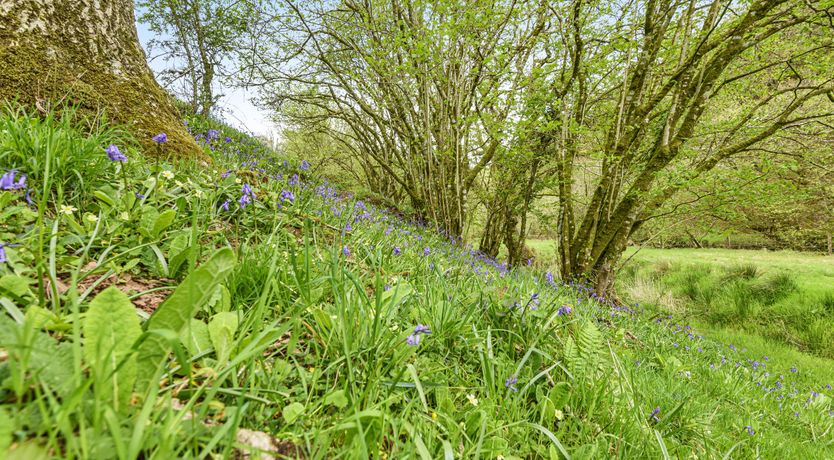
[{"xmin": 0, "ymin": 105, "xmax": 832, "ymax": 459}]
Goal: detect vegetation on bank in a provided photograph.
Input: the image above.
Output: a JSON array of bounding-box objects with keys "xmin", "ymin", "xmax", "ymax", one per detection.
[{"xmin": 0, "ymin": 106, "xmax": 832, "ymax": 458}]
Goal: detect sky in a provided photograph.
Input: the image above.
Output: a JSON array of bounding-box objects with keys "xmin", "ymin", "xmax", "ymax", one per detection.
[{"xmin": 134, "ymin": 18, "xmax": 277, "ymax": 140}]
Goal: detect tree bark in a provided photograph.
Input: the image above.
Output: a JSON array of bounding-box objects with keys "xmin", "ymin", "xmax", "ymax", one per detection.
[{"xmin": 0, "ymin": 0, "xmax": 200, "ymax": 156}]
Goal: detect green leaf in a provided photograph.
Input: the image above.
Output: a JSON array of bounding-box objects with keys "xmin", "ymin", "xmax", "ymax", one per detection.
[
  {"xmin": 179, "ymin": 319, "xmax": 211, "ymax": 358},
  {"xmin": 136, "ymin": 248, "xmax": 236, "ymax": 390},
  {"xmin": 323, "ymin": 390, "xmax": 349, "ymax": 409},
  {"xmin": 549, "ymin": 382, "xmax": 570, "ymax": 409},
  {"xmin": 0, "ymin": 275, "xmax": 33, "ymax": 297},
  {"xmin": 93, "ymin": 190, "xmax": 116, "ymax": 207},
  {"xmin": 138, "ymin": 206, "xmax": 159, "ymax": 239},
  {"xmin": 208, "ymin": 311, "xmax": 239, "ymax": 364},
  {"xmin": 152, "ymin": 209, "xmax": 177, "ymax": 238},
  {"xmin": 282, "ymin": 402, "xmax": 305, "ymax": 424},
  {"xmin": 84, "ymin": 286, "xmax": 142, "ymax": 410},
  {"xmin": 139, "ymin": 207, "xmax": 177, "ymax": 239}
]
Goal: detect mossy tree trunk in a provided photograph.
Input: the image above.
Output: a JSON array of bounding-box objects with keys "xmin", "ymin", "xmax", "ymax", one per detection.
[{"xmin": 0, "ymin": 0, "xmax": 200, "ymax": 156}]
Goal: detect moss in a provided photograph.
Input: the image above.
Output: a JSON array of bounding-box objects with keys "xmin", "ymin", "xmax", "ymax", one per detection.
[{"xmin": 0, "ymin": 2, "xmax": 203, "ymax": 159}]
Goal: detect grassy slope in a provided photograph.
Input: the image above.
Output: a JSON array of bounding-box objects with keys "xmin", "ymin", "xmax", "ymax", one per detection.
[{"xmin": 1, "ymin": 112, "xmax": 833, "ymax": 459}]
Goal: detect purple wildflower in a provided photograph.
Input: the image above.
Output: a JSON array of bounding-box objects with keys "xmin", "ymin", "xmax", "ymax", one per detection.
[
  {"xmin": 152, "ymin": 133, "xmax": 168, "ymax": 143},
  {"xmin": 393, "ymin": 246, "xmax": 401, "ymax": 256},
  {"xmin": 413, "ymin": 324, "xmax": 431, "ymax": 335},
  {"xmin": 221, "ymin": 170, "xmax": 232, "ymax": 179},
  {"xmin": 745, "ymin": 426, "xmax": 755, "ymax": 436},
  {"xmin": 557, "ymin": 305, "xmax": 572, "ymax": 316},
  {"xmin": 106, "ymin": 144, "xmax": 127, "ymax": 162},
  {"xmin": 423, "ymin": 247, "xmax": 430, "ymax": 257},
  {"xmin": 280, "ymin": 189, "xmax": 295, "ymax": 204},
  {"xmin": 505, "ymin": 375, "xmax": 518, "ymax": 392},
  {"xmin": 545, "ymin": 271, "xmax": 555, "ymax": 286},
  {"xmin": 0, "ymin": 171, "xmax": 26, "ymax": 190},
  {"xmin": 239, "ymin": 193, "xmax": 251, "ymax": 208},
  {"xmin": 300, "ymin": 160, "xmax": 310, "ymax": 171},
  {"xmin": 342, "ymin": 246, "xmax": 350, "ymax": 257},
  {"xmin": 207, "ymin": 129, "xmax": 219, "ymax": 140},
  {"xmin": 220, "ymin": 200, "xmax": 230, "ymax": 212},
  {"xmin": 406, "ymin": 334, "xmax": 421, "ymax": 346},
  {"xmin": 650, "ymin": 407, "xmax": 660, "ymax": 422},
  {"xmin": 288, "ymin": 174, "xmax": 299, "ymax": 186}
]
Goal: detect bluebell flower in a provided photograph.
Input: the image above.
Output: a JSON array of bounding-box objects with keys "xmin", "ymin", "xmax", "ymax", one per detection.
[
  {"xmin": 239, "ymin": 193, "xmax": 251, "ymax": 208},
  {"xmin": 790, "ymin": 367, "xmax": 797, "ymax": 373},
  {"xmin": 745, "ymin": 426, "xmax": 755, "ymax": 436},
  {"xmin": 0, "ymin": 170, "xmax": 26, "ymax": 190},
  {"xmin": 342, "ymin": 246, "xmax": 350, "ymax": 257},
  {"xmin": 423, "ymin": 247, "xmax": 430, "ymax": 257},
  {"xmin": 207, "ymin": 129, "xmax": 219, "ymax": 140},
  {"xmin": 406, "ymin": 334, "xmax": 421, "ymax": 346},
  {"xmin": 650, "ymin": 407, "xmax": 660, "ymax": 422},
  {"xmin": 225, "ymin": 136, "xmax": 232, "ymax": 143},
  {"xmin": 220, "ymin": 200, "xmax": 230, "ymax": 212},
  {"xmin": 545, "ymin": 271, "xmax": 555, "ymax": 286},
  {"xmin": 280, "ymin": 189, "xmax": 295, "ymax": 204},
  {"xmin": 106, "ymin": 144, "xmax": 127, "ymax": 162},
  {"xmin": 288, "ymin": 174, "xmax": 299, "ymax": 186},
  {"xmin": 505, "ymin": 375, "xmax": 518, "ymax": 392},
  {"xmin": 221, "ymin": 170, "xmax": 232, "ymax": 179},
  {"xmin": 152, "ymin": 133, "xmax": 168, "ymax": 143},
  {"xmin": 557, "ymin": 305, "xmax": 572, "ymax": 316},
  {"xmin": 135, "ymin": 192, "xmax": 146, "ymax": 200},
  {"xmin": 413, "ymin": 324, "xmax": 431, "ymax": 335},
  {"xmin": 300, "ymin": 160, "xmax": 310, "ymax": 171},
  {"xmin": 393, "ymin": 246, "xmax": 401, "ymax": 256}
]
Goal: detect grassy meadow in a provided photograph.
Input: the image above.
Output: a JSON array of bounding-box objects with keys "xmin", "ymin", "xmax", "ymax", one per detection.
[{"xmin": 1, "ymin": 108, "xmax": 833, "ymax": 459}]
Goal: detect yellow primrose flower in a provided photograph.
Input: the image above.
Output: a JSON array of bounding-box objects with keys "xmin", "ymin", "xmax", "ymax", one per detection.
[
  {"xmin": 161, "ymin": 170, "xmax": 175, "ymax": 180},
  {"xmin": 234, "ymin": 178, "xmax": 242, "ymax": 184},
  {"xmin": 119, "ymin": 212, "xmax": 130, "ymax": 220},
  {"xmin": 194, "ymin": 189, "xmax": 204, "ymax": 198},
  {"xmin": 85, "ymin": 214, "xmax": 99, "ymax": 223},
  {"xmin": 60, "ymin": 205, "xmax": 77, "ymax": 215},
  {"xmin": 175, "ymin": 180, "xmax": 185, "ymax": 188}
]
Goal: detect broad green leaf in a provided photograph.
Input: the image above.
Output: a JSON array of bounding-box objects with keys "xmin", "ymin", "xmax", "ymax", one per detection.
[
  {"xmin": 0, "ymin": 275, "xmax": 33, "ymax": 297},
  {"xmin": 282, "ymin": 402, "xmax": 305, "ymax": 424},
  {"xmin": 93, "ymin": 190, "xmax": 116, "ymax": 207},
  {"xmin": 323, "ymin": 390, "xmax": 349, "ymax": 409},
  {"xmin": 152, "ymin": 209, "xmax": 177, "ymax": 238},
  {"xmin": 179, "ymin": 319, "xmax": 211, "ymax": 358},
  {"xmin": 83, "ymin": 286, "xmax": 142, "ymax": 410},
  {"xmin": 138, "ymin": 205, "xmax": 159, "ymax": 239},
  {"xmin": 136, "ymin": 248, "xmax": 236, "ymax": 390},
  {"xmin": 208, "ymin": 311, "xmax": 239, "ymax": 364}
]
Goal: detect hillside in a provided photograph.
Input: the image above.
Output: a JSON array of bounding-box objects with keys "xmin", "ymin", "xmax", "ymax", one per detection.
[{"xmin": 1, "ymin": 107, "xmax": 833, "ymax": 459}]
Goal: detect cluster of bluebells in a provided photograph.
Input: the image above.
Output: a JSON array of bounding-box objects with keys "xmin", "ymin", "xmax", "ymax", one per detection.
[
  {"xmin": 406, "ymin": 324, "xmax": 431, "ymax": 347},
  {"xmin": 119, "ymin": 123, "xmax": 833, "ymax": 442},
  {"xmin": 649, "ymin": 313, "xmax": 834, "ymax": 431}
]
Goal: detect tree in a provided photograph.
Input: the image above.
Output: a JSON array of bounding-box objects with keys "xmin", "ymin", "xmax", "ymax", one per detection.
[
  {"xmin": 535, "ymin": 0, "xmax": 834, "ymax": 293},
  {"xmin": 138, "ymin": 0, "xmax": 255, "ymax": 117},
  {"xmin": 244, "ymin": 0, "xmax": 548, "ymax": 235},
  {"xmin": 0, "ymin": 0, "xmax": 199, "ymax": 155}
]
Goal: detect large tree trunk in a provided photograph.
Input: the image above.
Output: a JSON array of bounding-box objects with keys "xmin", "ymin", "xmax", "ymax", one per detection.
[{"xmin": 0, "ymin": 0, "xmax": 200, "ymax": 156}]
